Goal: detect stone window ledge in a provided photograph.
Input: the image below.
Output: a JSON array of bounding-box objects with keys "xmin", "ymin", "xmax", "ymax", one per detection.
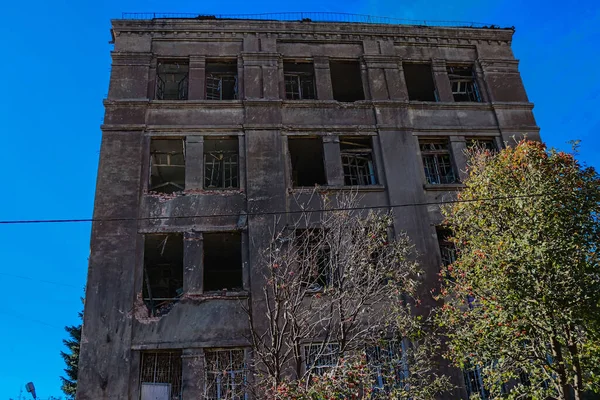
[
  {"xmin": 290, "ymin": 184, "xmax": 385, "ymax": 192},
  {"xmin": 423, "ymin": 183, "xmax": 465, "ymax": 191}
]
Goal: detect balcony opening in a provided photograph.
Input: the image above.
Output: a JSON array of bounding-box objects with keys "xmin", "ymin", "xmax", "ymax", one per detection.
[
  {"xmin": 330, "ymin": 60, "xmax": 365, "ymax": 102},
  {"xmin": 140, "ymin": 351, "xmax": 182, "ymax": 400},
  {"xmin": 143, "ymin": 234, "xmax": 184, "ymax": 316},
  {"xmin": 284, "ymin": 62, "xmax": 316, "ymax": 100},
  {"xmin": 204, "ymin": 137, "xmax": 239, "ymax": 189},
  {"xmin": 156, "ymin": 60, "xmax": 189, "ymax": 100},
  {"xmin": 403, "ymin": 63, "xmax": 437, "ymax": 102},
  {"xmin": 206, "ymin": 61, "xmax": 238, "ymax": 100},
  {"xmin": 340, "ymin": 137, "xmax": 377, "ymax": 186},
  {"xmin": 150, "ymin": 139, "xmax": 185, "ymax": 194},
  {"xmin": 447, "ymin": 66, "xmax": 481, "ymax": 102},
  {"xmin": 419, "ymin": 139, "xmax": 457, "ymax": 185},
  {"xmin": 288, "ymin": 137, "xmax": 326, "ymax": 187},
  {"xmin": 204, "ymin": 233, "xmax": 243, "ymax": 292}
]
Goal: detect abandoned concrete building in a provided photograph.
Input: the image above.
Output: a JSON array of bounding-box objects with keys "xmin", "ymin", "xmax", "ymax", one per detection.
[{"xmin": 77, "ymin": 13, "xmax": 539, "ymax": 400}]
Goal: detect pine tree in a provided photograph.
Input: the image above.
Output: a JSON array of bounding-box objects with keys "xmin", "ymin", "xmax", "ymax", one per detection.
[{"xmin": 61, "ymin": 306, "xmax": 82, "ymax": 399}]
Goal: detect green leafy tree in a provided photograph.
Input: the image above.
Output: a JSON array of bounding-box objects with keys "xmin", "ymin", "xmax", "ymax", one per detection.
[
  {"xmin": 435, "ymin": 140, "xmax": 600, "ymax": 399},
  {"xmin": 61, "ymin": 306, "xmax": 82, "ymax": 399}
]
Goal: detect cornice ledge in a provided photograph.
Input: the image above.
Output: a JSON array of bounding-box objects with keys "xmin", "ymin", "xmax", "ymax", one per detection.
[
  {"xmin": 101, "ymin": 124, "xmax": 147, "ymax": 131},
  {"xmin": 145, "ymin": 125, "xmax": 244, "ymax": 132},
  {"xmin": 104, "ymin": 99, "xmax": 150, "ymax": 106},
  {"xmin": 148, "ymin": 100, "xmax": 244, "ymax": 109},
  {"xmin": 408, "ymin": 101, "xmax": 493, "ymax": 111},
  {"xmin": 490, "ymin": 101, "xmax": 534, "ymax": 110},
  {"xmin": 282, "ymin": 125, "xmax": 377, "ymax": 133}
]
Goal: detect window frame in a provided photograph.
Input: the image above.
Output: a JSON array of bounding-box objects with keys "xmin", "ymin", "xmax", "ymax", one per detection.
[
  {"xmin": 203, "ymin": 138, "xmax": 240, "ymax": 190},
  {"xmin": 340, "ymin": 137, "xmax": 378, "ymax": 186},
  {"xmin": 155, "ymin": 60, "xmax": 189, "ymax": 101},
  {"xmin": 304, "ymin": 343, "xmax": 341, "ymax": 376},
  {"xmin": 204, "ymin": 348, "xmax": 248, "ymax": 400},
  {"xmin": 447, "ymin": 65, "xmax": 481, "ymax": 103},
  {"xmin": 149, "ymin": 138, "xmax": 186, "ymax": 194},
  {"xmin": 140, "ymin": 350, "xmax": 183, "ymax": 400},
  {"xmin": 419, "ymin": 139, "xmax": 458, "ymax": 185}
]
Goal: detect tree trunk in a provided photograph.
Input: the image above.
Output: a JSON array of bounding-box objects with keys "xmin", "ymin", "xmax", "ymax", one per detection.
[
  {"xmin": 566, "ymin": 325, "xmax": 583, "ymax": 400},
  {"xmin": 550, "ymin": 336, "xmax": 572, "ymax": 400}
]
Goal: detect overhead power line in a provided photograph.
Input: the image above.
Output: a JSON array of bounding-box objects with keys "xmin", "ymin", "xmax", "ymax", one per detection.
[{"xmin": 0, "ymin": 190, "xmax": 587, "ymax": 226}]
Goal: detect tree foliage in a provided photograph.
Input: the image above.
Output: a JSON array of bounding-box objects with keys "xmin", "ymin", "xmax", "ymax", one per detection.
[
  {"xmin": 435, "ymin": 140, "xmax": 600, "ymax": 399},
  {"xmin": 60, "ymin": 306, "xmax": 82, "ymax": 399}
]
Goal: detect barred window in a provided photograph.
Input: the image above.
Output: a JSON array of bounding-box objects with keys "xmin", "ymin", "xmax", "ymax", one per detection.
[
  {"xmin": 204, "ymin": 138, "xmax": 239, "ymax": 189},
  {"xmin": 205, "ymin": 349, "xmax": 247, "ymax": 400},
  {"xmin": 340, "ymin": 137, "xmax": 377, "ymax": 186},
  {"xmin": 140, "ymin": 351, "xmax": 182, "ymax": 400},
  {"xmin": 436, "ymin": 228, "xmax": 456, "ymax": 267},
  {"xmin": 284, "ymin": 62, "xmax": 316, "ymax": 100},
  {"xmin": 304, "ymin": 343, "xmax": 340, "ymax": 376},
  {"xmin": 464, "ymin": 364, "xmax": 490, "ymax": 400},
  {"xmin": 420, "ymin": 140, "xmax": 457, "ymax": 185},
  {"xmin": 156, "ymin": 61, "xmax": 189, "ymax": 100},
  {"xmin": 206, "ymin": 61, "xmax": 238, "ymax": 100},
  {"xmin": 366, "ymin": 341, "xmax": 407, "ymax": 395},
  {"xmin": 447, "ymin": 66, "xmax": 481, "ymax": 102}
]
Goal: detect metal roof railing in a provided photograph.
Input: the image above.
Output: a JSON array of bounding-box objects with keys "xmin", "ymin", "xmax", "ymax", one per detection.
[{"xmin": 119, "ymin": 12, "xmax": 500, "ymax": 29}]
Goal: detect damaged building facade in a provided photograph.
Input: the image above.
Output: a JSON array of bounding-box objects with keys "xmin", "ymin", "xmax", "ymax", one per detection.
[{"xmin": 78, "ymin": 13, "xmax": 539, "ymax": 400}]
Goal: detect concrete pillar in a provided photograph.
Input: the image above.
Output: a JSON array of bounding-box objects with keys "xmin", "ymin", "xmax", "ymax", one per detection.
[
  {"xmin": 184, "ymin": 231, "xmax": 203, "ymax": 294},
  {"xmin": 431, "ymin": 59, "xmax": 454, "ymax": 102},
  {"xmin": 473, "ymin": 62, "xmax": 489, "ymax": 103},
  {"xmin": 322, "ymin": 136, "xmax": 345, "ymax": 186},
  {"xmin": 313, "ymin": 57, "xmax": 333, "ymax": 100},
  {"xmin": 449, "ymin": 136, "xmax": 468, "ymax": 182},
  {"xmin": 185, "ymin": 136, "xmax": 204, "ymax": 190},
  {"xmin": 182, "ymin": 348, "xmax": 205, "ymax": 399},
  {"xmin": 391, "ymin": 61, "xmax": 410, "ymax": 101},
  {"xmin": 188, "ymin": 56, "xmax": 206, "ymax": 100}
]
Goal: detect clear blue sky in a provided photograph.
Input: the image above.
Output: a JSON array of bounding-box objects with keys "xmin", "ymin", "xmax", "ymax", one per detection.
[{"xmin": 0, "ymin": 0, "xmax": 598, "ymax": 398}]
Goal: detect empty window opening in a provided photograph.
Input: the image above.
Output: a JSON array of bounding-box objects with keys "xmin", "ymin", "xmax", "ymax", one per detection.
[
  {"xmin": 284, "ymin": 62, "xmax": 316, "ymax": 100},
  {"xmin": 366, "ymin": 341, "xmax": 407, "ymax": 394},
  {"xmin": 143, "ymin": 234, "xmax": 184, "ymax": 316},
  {"xmin": 466, "ymin": 138, "xmax": 497, "ymax": 152},
  {"xmin": 340, "ymin": 137, "xmax": 377, "ymax": 186},
  {"xmin": 150, "ymin": 139, "xmax": 185, "ymax": 194},
  {"xmin": 140, "ymin": 351, "xmax": 182, "ymax": 400},
  {"xmin": 156, "ymin": 61, "xmax": 189, "ymax": 100},
  {"xmin": 288, "ymin": 137, "xmax": 326, "ymax": 187},
  {"xmin": 447, "ymin": 66, "xmax": 481, "ymax": 102},
  {"xmin": 205, "ymin": 349, "xmax": 247, "ymax": 400},
  {"xmin": 420, "ymin": 140, "xmax": 457, "ymax": 185},
  {"xmin": 206, "ymin": 61, "xmax": 238, "ymax": 100},
  {"xmin": 305, "ymin": 343, "xmax": 340, "ymax": 376},
  {"xmin": 203, "ymin": 233, "xmax": 243, "ymax": 292},
  {"xmin": 436, "ymin": 228, "xmax": 456, "ymax": 267},
  {"xmin": 204, "ymin": 138, "xmax": 239, "ymax": 189},
  {"xmin": 295, "ymin": 229, "xmax": 332, "ymax": 291},
  {"xmin": 330, "ymin": 60, "xmax": 365, "ymax": 102},
  {"xmin": 403, "ymin": 63, "xmax": 437, "ymax": 102}
]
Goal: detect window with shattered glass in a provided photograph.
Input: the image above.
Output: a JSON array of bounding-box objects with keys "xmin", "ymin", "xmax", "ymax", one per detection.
[
  {"xmin": 284, "ymin": 62, "xmax": 316, "ymax": 100},
  {"xmin": 340, "ymin": 137, "xmax": 377, "ymax": 186},
  {"xmin": 156, "ymin": 61, "xmax": 189, "ymax": 100},
  {"xmin": 204, "ymin": 138, "xmax": 239, "ymax": 189},
  {"xmin": 447, "ymin": 66, "xmax": 481, "ymax": 102},
  {"xmin": 419, "ymin": 140, "xmax": 457, "ymax": 185},
  {"xmin": 150, "ymin": 139, "xmax": 185, "ymax": 194},
  {"xmin": 206, "ymin": 61, "xmax": 238, "ymax": 100}
]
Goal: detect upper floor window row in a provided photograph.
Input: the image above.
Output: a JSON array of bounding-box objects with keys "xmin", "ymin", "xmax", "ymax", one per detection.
[{"xmin": 154, "ymin": 59, "xmax": 480, "ymax": 103}]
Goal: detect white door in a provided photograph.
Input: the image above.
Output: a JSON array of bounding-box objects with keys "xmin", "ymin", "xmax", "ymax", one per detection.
[{"xmin": 141, "ymin": 383, "xmax": 171, "ymax": 400}]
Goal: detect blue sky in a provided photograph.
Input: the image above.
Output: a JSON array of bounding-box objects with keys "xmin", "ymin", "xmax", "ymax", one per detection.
[{"xmin": 0, "ymin": 0, "xmax": 598, "ymax": 398}]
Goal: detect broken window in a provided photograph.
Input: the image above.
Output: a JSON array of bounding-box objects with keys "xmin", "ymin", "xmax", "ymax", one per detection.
[
  {"xmin": 330, "ymin": 60, "xmax": 365, "ymax": 102},
  {"xmin": 140, "ymin": 351, "xmax": 182, "ymax": 400},
  {"xmin": 204, "ymin": 349, "xmax": 247, "ymax": 400},
  {"xmin": 466, "ymin": 138, "xmax": 498, "ymax": 152},
  {"xmin": 206, "ymin": 61, "xmax": 238, "ymax": 100},
  {"xmin": 150, "ymin": 139, "xmax": 185, "ymax": 194},
  {"xmin": 203, "ymin": 233, "xmax": 243, "ymax": 292},
  {"xmin": 420, "ymin": 140, "xmax": 457, "ymax": 185},
  {"xmin": 366, "ymin": 341, "xmax": 407, "ymax": 395},
  {"xmin": 437, "ymin": 228, "xmax": 456, "ymax": 267},
  {"xmin": 288, "ymin": 137, "xmax": 326, "ymax": 187},
  {"xmin": 295, "ymin": 229, "xmax": 332, "ymax": 291},
  {"xmin": 143, "ymin": 234, "xmax": 184, "ymax": 316},
  {"xmin": 156, "ymin": 60, "xmax": 189, "ymax": 100},
  {"xmin": 204, "ymin": 138, "xmax": 239, "ymax": 189},
  {"xmin": 403, "ymin": 63, "xmax": 437, "ymax": 102},
  {"xmin": 284, "ymin": 62, "xmax": 316, "ymax": 100},
  {"xmin": 447, "ymin": 66, "xmax": 481, "ymax": 102},
  {"xmin": 340, "ymin": 137, "xmax": 377, "ymax": 186},
  {"xmin": 463, "ymin": 363, "xmax": 490, "ymax": 400},
  {"xmin": 304, "ymin": 343, "xmax": 340, "ymax": 376}
]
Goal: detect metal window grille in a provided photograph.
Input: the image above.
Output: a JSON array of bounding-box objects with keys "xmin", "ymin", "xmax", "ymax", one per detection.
[
  {"xmin": 366, "ymin": 341, "xmax": 407, "ymax": 394},
  {"xmin": 204, "ymin": 151, "xmax": 239, "ymax": 189},
  {"xmin": 304, "ymin": 343, "xmax": 340, "ymax": 376},
  {"xmin": 206, "ymin": 74, "xmax": 238, "ymax": 100},
  {"xmin": 205, "ymin": 349, "xmax": 247, "ymax": 400},
  {"xmin": 464, "ymin": 364, "xmax": 490, "ymax": 400},
  {"xmin": 284, "ymin": 74, "xmax": 315, "ymax": 100},
  {"xmin": 150, "ymin": 140, "xmax": 186, "ymax": 193},
  {"xmin": 448, "ymin": 66, "xmax": 480, "ymax": 102},
  {"xmin": 420, "ymin": 141, "xmax": 457, "ymax": 185},
  {"xmin": 140, "ymin": 351, "xmax": 182, "ymax": 400},
  {"xmin": 340, "ymin": 138, "xmax": 377, "ymax": 186},
  {"xmin": 156, "ymin": 62, "xmax": 189, "ymax": 100}
]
